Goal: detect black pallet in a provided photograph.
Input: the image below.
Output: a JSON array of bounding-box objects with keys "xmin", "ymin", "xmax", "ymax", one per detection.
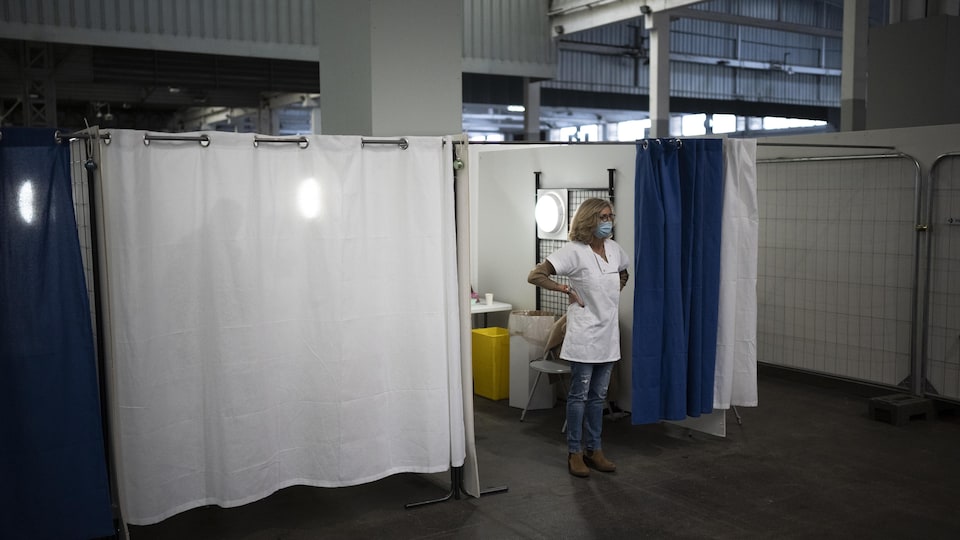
[{"xmin": 868, "ymin": 393, "xmax": 935, "ymax": 426}]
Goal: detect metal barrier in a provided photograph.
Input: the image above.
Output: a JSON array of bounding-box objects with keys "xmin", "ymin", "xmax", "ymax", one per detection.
[
  {"xmin": 756, "ymin": 150, "xmax": 924, "ymax": 394},
  {"xmin": 921, "ymin": 153, "xmax": 960, "ymax": 403}
]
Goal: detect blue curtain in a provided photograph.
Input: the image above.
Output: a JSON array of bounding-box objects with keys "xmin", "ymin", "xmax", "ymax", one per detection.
[
  {"xmin": 1, "ymin": 128, "xmax": 114, "ymax": 538},
  {"xmin": 632, "ymin": 138, "xmax": 724, "ymax": 424}
]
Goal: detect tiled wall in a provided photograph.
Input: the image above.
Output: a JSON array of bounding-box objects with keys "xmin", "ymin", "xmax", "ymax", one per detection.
[
  {"xmin": 536, "ymin": 188, "xmax": 610, "ymax": 315},
  {"xmin": 757, "ymin": 157, "xmax": 919, "ymax": 387},
  {"xmin": 926, "ymin": 156, "xmax": 960, "ymax": 401}
]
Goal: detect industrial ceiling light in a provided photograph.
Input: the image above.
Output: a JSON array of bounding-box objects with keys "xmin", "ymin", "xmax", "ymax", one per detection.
[{"xmin": 535, "ymin": 188, "xmax": 568, "ymax": 240}]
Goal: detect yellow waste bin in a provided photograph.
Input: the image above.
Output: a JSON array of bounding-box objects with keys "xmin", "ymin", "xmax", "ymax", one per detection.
[{"xmin": 472, "ymin": 327, "xmax": 510, "ymax": 400}]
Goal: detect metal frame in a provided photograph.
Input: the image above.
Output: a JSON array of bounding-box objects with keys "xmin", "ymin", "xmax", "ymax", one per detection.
[
  {"xmin": 65, "ymin": 128, "xmax": 123, "ymax": 535},
  {"xmin": 757, "ymin": 146, "xmax": 924, "ymax": 396},
  {"xmin": 920, "ymin": 152, "xmax": 960, "ymax": 403}
]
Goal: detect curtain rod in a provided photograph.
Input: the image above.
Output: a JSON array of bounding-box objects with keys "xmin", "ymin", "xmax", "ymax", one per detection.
[
  {"xmin": 757, "ymin": 142, "xmax": 897, "ymax": 150},
  {"xmin": 466, "ymin": 141, "xmax": 901, "ymax": 149},
  {"xmin": 143, "ymin": 133, "xmax": 211, "ymax": 147},
  {"xmin": 254, "ymin": 135, "xmax": 309, "ymax": 149},
  {"xmin": 361, "ymin": 137, "xmax": 408, "ymax": 150},
  {"xmin": 26, "ymin": 136, "xmax": 899, "ymax": 151},
  {"xmin": 638, "ymin": 138, "xmax": 682, "ymax": 149},
  {"xmin": 467, "ymin": 140, "xmax": 637, "ymax": 145},
  {"xmin": 54, "ymin": 130, "xmax": 112, "ymax": 144},
  {"xmin": 756, "ymin": 152, "xmax": 908, "ymax": 164}
]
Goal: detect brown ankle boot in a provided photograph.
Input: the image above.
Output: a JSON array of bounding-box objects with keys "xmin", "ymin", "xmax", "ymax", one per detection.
[
  {"xmin": 568, "ymin": 452, "xmax": 590, "ymax": 477},
  {"xmin": 584, "ymin": 449, "xmax": 616, "ymax": 472}
]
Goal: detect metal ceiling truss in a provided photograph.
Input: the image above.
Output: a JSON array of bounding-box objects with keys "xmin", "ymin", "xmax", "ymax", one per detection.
[
  {"xmin": 19, "ymin": 41, "xmax": 56, "ymax": 127},
  {"xmin": 548, "ymin": 0, "xmax": 705, "ymax": 36}
]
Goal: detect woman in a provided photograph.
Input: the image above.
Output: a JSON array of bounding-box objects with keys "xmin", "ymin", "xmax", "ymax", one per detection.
[{"xmin": 528, "ymin": 198, "xmax": 630, "ymax": 478}]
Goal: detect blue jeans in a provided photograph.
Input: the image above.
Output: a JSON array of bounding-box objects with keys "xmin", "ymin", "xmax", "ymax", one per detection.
[{"xmin": 567, "ymin": 361, "xmax": 615, "ymax": 454}]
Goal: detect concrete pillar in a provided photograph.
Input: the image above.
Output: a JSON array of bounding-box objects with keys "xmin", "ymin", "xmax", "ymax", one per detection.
[
  {"xmin": 523, "ymin": 78, "xmax": 542, "ymax": 141},
  {"xmin": 311, "ymin": 107, "xmax": 322, "ymax": 135},
  {"xmin": 317, "ymin": 0, "xmax": 462, "ymax": 136},
  {"xmin": 890, "ymin": 0, "xmax": 960, "ymax": 21},
  {"xmin": 646, "ymin": 11, "xmax": 671, "ymax": 138},
  {"xmin": 867, "ymin": 14, "xmax": 960, "ymax": 129},
  {"xmin": 841, "ymin": 0, "xmax": 868, "ymax": 131}
]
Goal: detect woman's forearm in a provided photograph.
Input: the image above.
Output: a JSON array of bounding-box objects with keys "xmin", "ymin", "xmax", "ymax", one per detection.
[{"xmin": 528, "ymin": 260, "xmax": 564, "ymax": 292}]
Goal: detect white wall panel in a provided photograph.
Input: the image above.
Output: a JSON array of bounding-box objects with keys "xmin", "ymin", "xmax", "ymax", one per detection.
[
  {"xmin": 0, "ymin": 0, "xmax": 557, "ymax": 77},
  {"xmin": 735, "ymin": 70, "xmax": 838, "ymax": 105},
  {"xmin": 0, "ymin": 0, "xmax": 320, "ymax": 60},
  {"xmin": 673, "ymin": 18, "xmax": 737, "ymax": 57},
  {"xmin": 462, "ymin": 0, "xmax": 556, "ymax": 78},
  {"xmin": 671, "ymin": 62, "xmax": 737, "ymax": 100},
  {"xmin": 549, "ymin": 48, "xmax": 645, "ymax": 94}
]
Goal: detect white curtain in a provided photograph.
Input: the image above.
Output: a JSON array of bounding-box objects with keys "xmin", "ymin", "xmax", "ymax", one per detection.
[
  {"xmin": 714, "ymin": 138, "xmax": 759, "ymax": 409},
  {"xmin": 99, "ymin": 131, "xmax": 465, "ymax": 525}
]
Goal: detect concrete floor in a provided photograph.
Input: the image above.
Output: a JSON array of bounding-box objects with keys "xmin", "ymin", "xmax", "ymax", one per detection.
[{"xmin": 129, "ymin": 368, "xmax": 960, "ymax": 539}]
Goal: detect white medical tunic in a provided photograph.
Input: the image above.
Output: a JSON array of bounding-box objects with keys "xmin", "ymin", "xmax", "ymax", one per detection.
[{"xmin": 547, "ymin": 239, "xmax": 629, "ymax": 363}]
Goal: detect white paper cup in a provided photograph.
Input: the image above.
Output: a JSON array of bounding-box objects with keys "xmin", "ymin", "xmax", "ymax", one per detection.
[{"xmin": 485, "ymin": 293, "xmax": 494, "ymax": 305}]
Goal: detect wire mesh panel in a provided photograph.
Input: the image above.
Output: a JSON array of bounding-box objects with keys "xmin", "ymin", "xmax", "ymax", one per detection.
[
  {"xmin": 757, "ymin": 157, "xmax": 918, "ymax": 387},
  {"xmin": 69, "ymin": 138, "xmax": 97, "ymax": 345},
  {"xmin": 536, "ymin": 187, "xmax": 611, "ymax": 315},
  {"xmin": 926, "ymin": 156, "xmax": 960, "ymax": 402}
]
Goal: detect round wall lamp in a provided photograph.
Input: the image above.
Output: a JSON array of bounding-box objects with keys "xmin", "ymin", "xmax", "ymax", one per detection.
[{"xmin": 535, "ymin": 188, "xmax": 568, "ymax": 240}]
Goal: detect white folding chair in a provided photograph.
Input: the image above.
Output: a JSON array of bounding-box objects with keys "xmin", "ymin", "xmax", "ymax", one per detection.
[{"xmin": 520, "ymin": 314, "xmax": 570, "ymax": 433}]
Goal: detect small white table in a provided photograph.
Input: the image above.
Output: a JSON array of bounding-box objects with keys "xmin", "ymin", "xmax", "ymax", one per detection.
[{"xmin": 471, "ymin": 300, "xmax": 513, "ymax": 327}]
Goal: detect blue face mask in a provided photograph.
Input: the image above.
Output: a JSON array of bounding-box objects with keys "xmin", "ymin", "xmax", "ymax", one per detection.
[{"xmin": 595, "ymin": 221, "xmax": 613, "ymax": 238}]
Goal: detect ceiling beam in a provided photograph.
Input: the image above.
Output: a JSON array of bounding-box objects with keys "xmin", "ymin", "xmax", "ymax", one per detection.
[
  {"xmin": 548, "ymin": 0, "xmax": 703, "ymax": 37},
  {"xmin": 671, "ymin": 53, "xmax": 841, "ymax": 76},
  {"xmin": 548, "ymin": 1, "xmax": 842, "ymax": 39},
  {"xmin": 670, "ymin": 7, "xmax": 843, "ymax": 38}
]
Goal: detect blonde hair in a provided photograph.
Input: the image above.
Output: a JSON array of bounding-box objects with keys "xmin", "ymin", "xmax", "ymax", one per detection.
[{"xmin": 569, "ymin": 198, "xmax": 613, "ymax": 243}]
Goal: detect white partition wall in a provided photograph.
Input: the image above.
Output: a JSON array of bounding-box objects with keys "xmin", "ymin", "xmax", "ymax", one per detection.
[
  {"xmin": 472, "ymin": 141, "xmax": 760, "ymax": 437},
  {"xmin": 472, "ymin": 144, "xmax": 637, "ymax": 407}
]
